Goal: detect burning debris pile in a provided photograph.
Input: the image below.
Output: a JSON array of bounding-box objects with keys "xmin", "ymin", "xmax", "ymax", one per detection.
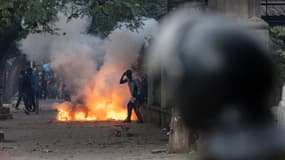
[
  {"xmin": 19, "ymin": 13, "xmax": 158, "ymax": 122},
  {"xmin": 55, "ymin": 62, "xmax": 135, "ymax": 121}
]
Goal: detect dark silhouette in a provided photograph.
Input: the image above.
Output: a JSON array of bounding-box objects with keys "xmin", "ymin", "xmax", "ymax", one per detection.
[
  {"xmin": 22, "ymin": 68, "xmax": 33, "ymax": 114},
  {"xmin": 40, "ymin": 71, "xmax": 47, "ymax": 99},
  {"xmin": 62, "ymin": 84, "xmax": 71, "ymax": 101},
  {"xmin": 120, "ymin": 69, "xmax": 143, "ymax": 123},
  {"xmin": 23, "ymin": 68, "xmax": 39, "ymax": 114},
  {"xmin": 15, "ymin": 70, "xmax": 25, "ymax": 110},
  {"xmin": 31, "ymin": 68, "xmax": 39, "ymax": 113}
]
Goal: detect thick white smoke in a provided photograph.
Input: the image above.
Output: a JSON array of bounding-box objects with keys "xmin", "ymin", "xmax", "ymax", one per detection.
[{"xmin": 18, "ymin": 14, "xmax": 158, "ymax": 100}]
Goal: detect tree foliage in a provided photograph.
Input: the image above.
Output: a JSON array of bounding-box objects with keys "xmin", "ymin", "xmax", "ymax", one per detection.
[
  {"xmin": 270, "ymin": 26, "xmax": 285, "ymax": 85},
  {"xmin": 270, "ymin": 26, "xmax": 285, "ymax": 49},
  {"xmin": 0, "ymin": 0, "xmax": 147, "ymax": 37},
  {"xmin": 69, "ymin": 0, "xmax": 147, "ymax": 37},
  {"xmin": 0, "ymin": 0, "xmax": 62, "ymax": 34}
]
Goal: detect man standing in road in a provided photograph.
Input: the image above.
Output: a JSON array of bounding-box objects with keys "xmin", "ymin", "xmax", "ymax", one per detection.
[{"xmin": 120, "ymin": 69, "xmax": 144, "ymax": 123}]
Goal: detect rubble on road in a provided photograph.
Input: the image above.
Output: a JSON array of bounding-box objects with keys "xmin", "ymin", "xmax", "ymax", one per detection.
[
  {"xmin": 151, "ymin": 149, "xmax": 167, "ymax": 154},
  {"xmin": 42, "ymin": 149, "xmax": 54, "ymax": 153}
]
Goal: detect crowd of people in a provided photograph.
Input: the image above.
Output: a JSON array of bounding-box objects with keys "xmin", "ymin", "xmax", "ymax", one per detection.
[
  {"xmin": 15, "ymin": 63, "xmax": 70, "ymax": 114},
  {"xmin": 14, "ymin": 62, "xmax": 147, "ymax": 119},
  {"xmin": 15, "ymin": 67, "xmax": 38, "ymax": 114}
]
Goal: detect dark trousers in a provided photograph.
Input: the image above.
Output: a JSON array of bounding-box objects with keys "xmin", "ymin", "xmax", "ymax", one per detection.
[
  {"xmin": 15, "ymin": 92, "xmax": 24, "ymax": 108},
  {"xmin": 126, "ymin": 101, "xmax": 143, "ymax": 121},
  {"xmin": 23, "ymin": 91, "xmax": 34, "ymax": 112}
]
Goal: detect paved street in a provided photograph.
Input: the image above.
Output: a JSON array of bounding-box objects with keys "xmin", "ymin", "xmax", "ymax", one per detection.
[{"xmin": 0, "ymin": 100, "xmax": 185, "ymax": 160}]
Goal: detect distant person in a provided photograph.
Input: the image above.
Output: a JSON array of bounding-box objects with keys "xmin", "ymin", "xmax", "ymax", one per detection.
[
  {"xmin": 120, "ymin": 69, "xmax": 143, "ymax": 123},
  {"xmin": 37, "ymin": 72, "xmax": 43, "ymax": 98},
  {"xmin": 41, "ymin": 71, "xmax": 47, "ymax": 99},
  {"xmin": 22, "ymin": 68, "xmax": 34, "ymax": 114},
  {"xmin": 15, "ymin": 70, "xmax": 25, "ymax": 110},
  {"xmin": 31, "ymin": 69, "xmax": 39, "ymax": 113},
  {"xmin": 61, "ymin": 84, "xmax": 71, "ymax": 101}
]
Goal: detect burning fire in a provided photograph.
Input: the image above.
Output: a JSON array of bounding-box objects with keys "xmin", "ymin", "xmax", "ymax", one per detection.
[
  {"xmin": 56, "ymin": 65, "xmax": 137, "ymax": 122},
  {"xmin": 56, "ymin": 100, "xmax": 133, "ymax": 121}
]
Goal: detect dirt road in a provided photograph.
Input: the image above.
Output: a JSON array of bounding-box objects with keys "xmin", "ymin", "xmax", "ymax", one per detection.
[{"xmin": 0, "ymin": 100, "xmax": 185, "ymax": 160}]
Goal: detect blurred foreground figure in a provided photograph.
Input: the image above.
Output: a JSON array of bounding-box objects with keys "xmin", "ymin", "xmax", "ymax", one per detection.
[{"xmin": 148, "ymin": 11, "xmax": 285, "ymax": 160}]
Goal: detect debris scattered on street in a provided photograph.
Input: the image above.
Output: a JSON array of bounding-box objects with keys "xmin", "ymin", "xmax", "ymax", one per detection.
[{"xmin": 151, "ymin": 149, "xmax": 167, "ymax": 154}]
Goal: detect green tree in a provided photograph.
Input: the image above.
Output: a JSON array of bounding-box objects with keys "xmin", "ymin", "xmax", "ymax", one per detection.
[
  {"xmin": 87, "ymin": 0, "xmax": 147, "ymax": 36},
  {"xmin": 270, "ymin": 26, "xmax": 285, "ymax": 85},
  {"xmin": 0, "ymin": 0, "xmax": 147, "ymax": 35},
  {"xmin": 0, "ymin": 0, "xmax": 148, "ymax": 61}
]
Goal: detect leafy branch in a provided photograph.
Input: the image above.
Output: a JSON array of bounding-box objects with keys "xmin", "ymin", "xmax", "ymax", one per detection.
[
  {"xmin": 270, "ymin": 26, "xmax": 285, "ymax": 85},
  {"xmin": 0, "ymin": 0, "xmax": 147, "ymax": 37}
]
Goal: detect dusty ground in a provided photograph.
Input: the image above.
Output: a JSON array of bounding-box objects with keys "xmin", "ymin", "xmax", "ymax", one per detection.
[{"xmin": 0, "ymin": 100, "xmax": 185, "ymax": 160}]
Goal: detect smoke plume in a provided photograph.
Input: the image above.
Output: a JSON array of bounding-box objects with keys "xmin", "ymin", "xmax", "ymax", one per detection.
[{"xmin": 18, "ymin": 13, "xmax": 158, "ymax": 120}]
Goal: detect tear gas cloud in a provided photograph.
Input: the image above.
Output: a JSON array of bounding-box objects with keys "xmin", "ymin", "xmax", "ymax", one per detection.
[{"xmin": 19, "ymin": 13, "xmax": 158, "ymax": 97}]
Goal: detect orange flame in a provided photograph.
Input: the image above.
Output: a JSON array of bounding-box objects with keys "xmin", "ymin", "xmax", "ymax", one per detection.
[{"xmin": 56, "ymin": 65, "xmax": 138, "ymax": 122}]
